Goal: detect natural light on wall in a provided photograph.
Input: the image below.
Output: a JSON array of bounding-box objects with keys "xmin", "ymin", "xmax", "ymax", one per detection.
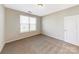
[{"xmin": 20, "ymin": 15, "xmax": 37, "ymax": 33}]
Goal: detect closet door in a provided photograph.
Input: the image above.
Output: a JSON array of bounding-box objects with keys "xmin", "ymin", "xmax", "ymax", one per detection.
[
  {"xmin": 64, "ymin": 16, "xmax": 77, "ymax": 45},
  {"xmin": 76, "ymin": 15, "xmax": 79, "ymax": 44}
]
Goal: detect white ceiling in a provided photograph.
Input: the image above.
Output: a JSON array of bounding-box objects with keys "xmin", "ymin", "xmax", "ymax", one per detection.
[{"xmin": 4, "ymin": 4, "xmax": 77, "ymax": 16}]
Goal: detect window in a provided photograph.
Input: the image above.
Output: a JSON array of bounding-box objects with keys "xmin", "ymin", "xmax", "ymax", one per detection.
[
  {"xmin": 20, "ymin": 15, "xmax": 29, "ymax": 32},
  {"xmin": 20, "ymin": 15, "xmax": 37, "ymax": 33},
  {"xmin": 30, "ymin": 17, "xmax": 36, "ymax": 31}
]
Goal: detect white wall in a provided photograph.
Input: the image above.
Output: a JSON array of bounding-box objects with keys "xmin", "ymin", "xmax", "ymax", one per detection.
[
  {"xmin": 0, "ymin": 5, "xmax": 5, "ymax": 52},
  {"xmin": 42, "ymin": 14, "xmax": 64, "ymax": 40},
  {"xmin": 42, "ymin": 5, "xmax": 79, "ymax": 41},
  {"xmin": 5, "ymin": 8, "xmax": 41, "ymax": 43},
  {"xmin": 5, "ymin": 5, "xmax": 79, "ymax": 45}
]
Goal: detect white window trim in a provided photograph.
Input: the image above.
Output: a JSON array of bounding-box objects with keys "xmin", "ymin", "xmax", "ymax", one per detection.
[{"xmin": 20, "ymin": 15, "xmax": 37, "ymax": 33}]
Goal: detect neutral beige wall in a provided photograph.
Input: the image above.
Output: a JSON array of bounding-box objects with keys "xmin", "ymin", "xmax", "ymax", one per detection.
[
  {"xmin": 5, "ymin": 5, "xmax": 79, "ymax": 43},
  {"xmin": 5, "ymin": 8, "xmax": 41, "ymax": 43},
  {"xmin": 0, "ymin": 5, "xmax": 5, "ymax": 52},
  {"xmin": 42, "ymin": 5, "xmax": 79, "ymax": 40}
]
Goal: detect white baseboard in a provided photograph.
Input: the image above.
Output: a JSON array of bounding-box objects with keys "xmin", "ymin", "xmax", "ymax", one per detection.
[
  {"xmin": 0, "ymin": 32, "xmax": 41, "ymax": 53},
  {"xmin": 42, "ymin": 33, "xmax": 79, "ymax": 46},
  {"xmin": 42, "ymin": 33, "xmax": 63, "ymax": 40},
  {"xmin": 0, "ymin": 42, "xmax": 5, "ymax": 53},
  {"xmin": 63, "ymin": 40, "xmax": 79, "ymax": 46},
  {"xmin": 6, "ymin": 32, "xmax": 41, "ymax": 43}
]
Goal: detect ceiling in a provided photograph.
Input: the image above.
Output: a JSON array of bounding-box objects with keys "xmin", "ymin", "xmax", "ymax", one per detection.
[{"xmin": 4, "ymin": 4, "xmax": 77, "ymax": 16}]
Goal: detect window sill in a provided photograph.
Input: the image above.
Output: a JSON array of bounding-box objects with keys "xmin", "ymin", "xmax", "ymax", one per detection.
[{"xmin": 20, "ymin": 31, "xmax": 37, "ymax": 34}]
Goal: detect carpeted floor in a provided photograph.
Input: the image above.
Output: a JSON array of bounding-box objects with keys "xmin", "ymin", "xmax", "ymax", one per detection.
[{"xmin": 1, "ymin": 34, "xmax": 79, "ymax": 54}]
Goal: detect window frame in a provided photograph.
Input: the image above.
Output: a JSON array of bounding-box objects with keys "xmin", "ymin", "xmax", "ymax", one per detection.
[
  {"xmin": 29, "ymin": 17, "xmax": 37, "ymax": 32},
  {"xmin": 20, "ymin": 15, "xmax": 37, "ymax": 33}
]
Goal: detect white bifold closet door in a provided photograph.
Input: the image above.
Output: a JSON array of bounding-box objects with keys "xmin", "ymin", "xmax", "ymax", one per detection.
[
  {"xmin": 64, "ymin": 15, "xmax": 79, "ymax": 46},
  {"xmin": 76, "ymin": 16, "xmax": 79, "ymax": 45}
]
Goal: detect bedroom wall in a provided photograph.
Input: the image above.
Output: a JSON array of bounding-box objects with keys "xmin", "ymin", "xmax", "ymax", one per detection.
[
  {"xmin": 42, "ymin": 13, "xmax": 64, "ymax": 40},
  {"xmin": 5, "ymin": 8, "xmax": 41, "ymax": 43},
  {"xmin": 42, "ymin": 5, "xmax": 79, "ymax": 40},
  {"xmin": 0, "ymin": 5, "xmax": 5, "ymax": 52}
]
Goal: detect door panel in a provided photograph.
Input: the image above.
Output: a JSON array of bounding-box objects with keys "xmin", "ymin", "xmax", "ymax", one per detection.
[
  {"xmin": 76, "ymin": 15, "xmax": 79, "ymax": 44},
  {"xmin": 64, "ymin": 16, "xmax": 77, "ymax": 44}
]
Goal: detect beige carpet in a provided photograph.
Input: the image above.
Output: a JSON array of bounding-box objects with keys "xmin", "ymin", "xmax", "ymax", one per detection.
[{"xmin": 1, "ymin": 34, "xmax": 79, "ymax": 54}]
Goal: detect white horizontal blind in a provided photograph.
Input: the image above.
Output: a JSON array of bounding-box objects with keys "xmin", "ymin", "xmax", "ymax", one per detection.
[
  {"xmin": 30, "ymin": 17, "xmax": 36, "ymax": 31},
  {"xmin": 20, "ymin": 15, "xmax": 29, "ymax": 33},
  {"xmin": 20, "ymin": 15, "xmax": 37, "ymax": 33}
]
